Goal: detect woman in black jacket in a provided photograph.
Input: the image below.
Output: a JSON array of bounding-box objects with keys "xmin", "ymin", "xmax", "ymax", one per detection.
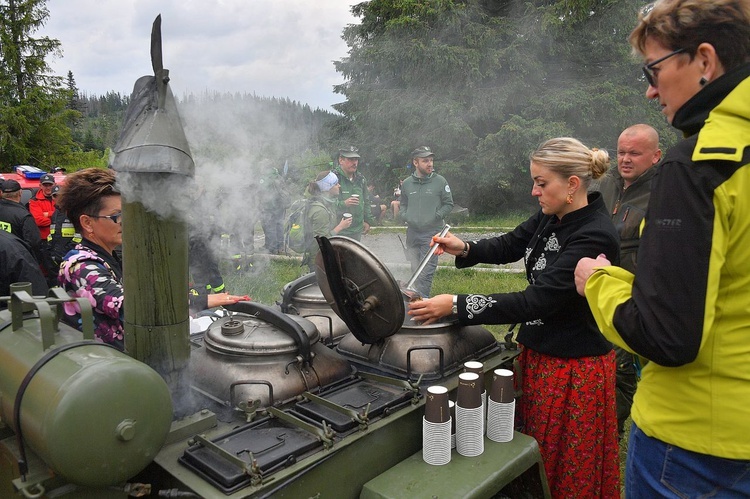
[{"xmin": 410, "ymin": 137, "xmax": 620, "ymax": 499}]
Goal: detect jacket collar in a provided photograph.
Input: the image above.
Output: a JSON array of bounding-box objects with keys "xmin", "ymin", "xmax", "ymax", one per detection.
[
  {"xmin": 554, "ymin": 192, "xmax": 606, "ymax": 224},
  {"xmin": 672, "ymin": 63, "xmax": 750, "ymax": 138},
  {"xmin": 411, "ymin": 171, "xmax": 435, "ymax": 183},
  {"xmin": 81, "ymin": 238, "xmax": 123, "ymax": 279}
]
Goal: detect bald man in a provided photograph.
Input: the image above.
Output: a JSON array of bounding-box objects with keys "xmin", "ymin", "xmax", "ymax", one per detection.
[{"xmin": 591, "ymin": 123, "xmax": 661, "ymax": 437}]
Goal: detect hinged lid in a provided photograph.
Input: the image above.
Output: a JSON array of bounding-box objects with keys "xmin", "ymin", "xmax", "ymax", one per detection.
[{"xmin": 314, "ymin": 236, "xmax": 405, "ymax": 344}]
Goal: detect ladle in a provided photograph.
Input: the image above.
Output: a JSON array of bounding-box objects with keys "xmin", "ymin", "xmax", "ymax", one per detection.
[{"xmin": 403, "ymin": 224, "xmax": 451, "ymax": 298}]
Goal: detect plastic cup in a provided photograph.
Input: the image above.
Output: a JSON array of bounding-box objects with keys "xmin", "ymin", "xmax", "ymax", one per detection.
[
  {"xmin": 490, "ymin": 368, "xmax": 515, "ymax": 403},
  {"xmin": 455, "ymin": 405, "xmax": 484, "ymax": 457},
  {"xmin": 424, "ymin": 385, "xmax": 450, "ymax": 423},
  {"xmin": 449, "ymin": 400, "xmax": 456, "ymax": 449},
  {"xmin": 423, "ymin": 417, "xmax": 451, "ymax": 465},
  {"xmin": 343, "ymin": 212, "xmax": 352, "ymax": 220},
  {"xmin": 456, "ymin": 372, "xmax": 481, "ymax": 409},
  {"xmin": 464, "ymin": 360, "xmax": 485, "ymax": 389},
  {"xmin": 486, "ymin": 399, "xmax": 515, "ymax": 443}
]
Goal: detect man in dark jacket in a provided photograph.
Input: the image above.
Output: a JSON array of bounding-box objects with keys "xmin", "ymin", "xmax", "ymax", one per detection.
[
  {"xmin": 0, "ymin": 230, "xmax": 48, "ymax": 308},
  {"xmin": 590, "ymin": 123, "xmax": 661, "ymax": 438},
  {"xmin": 0, "ymin": 180, "xmax": 42, "ymax": 263},
  {"xmin": 399, "ymin": 146, "xmax": 454, "ymax": 298}
]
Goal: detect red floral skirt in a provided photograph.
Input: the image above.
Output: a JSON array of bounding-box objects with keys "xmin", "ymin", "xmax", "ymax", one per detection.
[{"xmin": 518, "ymin": 347, "xmax": 619, "ymax": 498}]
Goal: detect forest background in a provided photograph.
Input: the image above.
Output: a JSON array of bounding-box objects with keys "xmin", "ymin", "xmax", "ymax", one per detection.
[{"xmin": 0, "ymin": 0, "xmax": 677, "ymax": 215}]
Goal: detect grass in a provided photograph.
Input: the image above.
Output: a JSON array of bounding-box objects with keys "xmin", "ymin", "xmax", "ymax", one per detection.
[{"xmin": 373, "ymin": 211, "xmax": 532, "ymax": 232}]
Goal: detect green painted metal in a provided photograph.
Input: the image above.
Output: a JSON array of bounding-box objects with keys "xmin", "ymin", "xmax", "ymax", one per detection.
[
  {"xmin": 0, "ymin": 302, "xmax": 173, "ymax": 490},
  {"xmin": 361, "ymin": 432, "xmax": 551, "ymax": 499}
]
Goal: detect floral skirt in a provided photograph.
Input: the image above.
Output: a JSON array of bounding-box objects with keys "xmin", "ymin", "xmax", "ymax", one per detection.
[{"xmin": 518, "ymin": 347, "xmax": 620, "ymax": 499}]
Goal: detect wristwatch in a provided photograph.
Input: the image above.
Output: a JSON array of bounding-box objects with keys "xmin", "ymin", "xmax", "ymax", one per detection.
[
  {"xmin": 460, "ymin": 242, "xmax": 469, "ymax": 258},
  {"xmin": 452, "ymin": 295, "xmax": 458, "ymax": 316}
]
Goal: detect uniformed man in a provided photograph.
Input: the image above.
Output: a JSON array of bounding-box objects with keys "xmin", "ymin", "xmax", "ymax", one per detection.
[{"xmin": 0, "ymin": 180, "xmax": 42, "ymax": 262}]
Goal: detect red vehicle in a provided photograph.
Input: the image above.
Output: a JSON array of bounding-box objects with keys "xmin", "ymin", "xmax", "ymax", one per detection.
[{"xmin": 0, "ymin": 166, "xmax": 66, "ymax": 205}]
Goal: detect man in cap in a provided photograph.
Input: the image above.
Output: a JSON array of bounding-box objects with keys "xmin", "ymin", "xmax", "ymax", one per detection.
[
  {"xmin": 399, "ymin": 146, "xmax": 454, "ymax": 298},
  {"xmin": 0, "ymin": 179, "xmax": 43, "ymax": 262},
  {"xmin": 334, "ymin": 146, "xmax": 375, "ymax": 241},
  {"xmin": 29, "ymin": 173, "xmax": 57, "ymax": 240}
]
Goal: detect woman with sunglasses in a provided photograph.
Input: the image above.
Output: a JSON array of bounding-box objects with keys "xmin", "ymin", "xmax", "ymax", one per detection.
[
  {"xmin": 57, "ymin": 169, "xmax": 249, "ymax": 350},
  {"xmin": 576, "ymin": 1, "xmax": 750, "ymax": 496},
  {"xmin": 56, "ymin": 168, "xmax": 126, "ymax": 349}
]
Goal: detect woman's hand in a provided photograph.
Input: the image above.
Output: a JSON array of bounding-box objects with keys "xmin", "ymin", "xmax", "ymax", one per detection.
[
  {"xmin": 334, "ymin": 216, "xmax": 352, "ymax": 233},
  {"xmin": 207, "ymin": 293, "xmax": 251, "ymax": 308},
  {"xmin": 430, "ymin": 232, "xmax": 465, "ymax": 256},
  {"xmin": 407, "ymin": 294, "xmax": 454, "ymax": 325}
]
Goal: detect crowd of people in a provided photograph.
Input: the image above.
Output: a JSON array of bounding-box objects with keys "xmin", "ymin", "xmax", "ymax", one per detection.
[{"xmin": 1, "ymin": 1, "xmax": 747, "ymax": 496}]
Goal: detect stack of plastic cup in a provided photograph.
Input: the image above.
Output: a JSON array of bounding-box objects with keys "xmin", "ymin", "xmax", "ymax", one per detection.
[
  {"xmin": 455, "ymin": 372, "xmax": 484, "ymax": 457},
  {"xmin": 463, "ymin": 360, "xmax": 486, "ymax": 433},
  {"xmin": 486, "ymin": 368, "xmax": 515, "ymax": 443},
  {"xmin": 449, "ymin": 400, "xmax": 456, "ymax": 449},
  {"xmin": 423, "ymin": 385, "xmax": 451, "ymax": 465}
]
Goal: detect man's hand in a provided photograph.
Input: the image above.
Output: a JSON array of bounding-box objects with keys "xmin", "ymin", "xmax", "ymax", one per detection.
[{"xmin": 574, "ymin": 254, "xmax": 611, "ymax": 296}]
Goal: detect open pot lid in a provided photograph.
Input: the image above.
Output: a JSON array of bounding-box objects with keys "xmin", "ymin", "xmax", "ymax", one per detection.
[{"xmin": 315, "ymin": 236, "xmax": 405, "ymax": 344}]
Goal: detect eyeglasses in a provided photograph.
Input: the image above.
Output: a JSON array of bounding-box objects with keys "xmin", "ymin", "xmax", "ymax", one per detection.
[
  {"xmin": 642, "ymin": 48, "xmax": 686, "ymax": 87},
  {"xmin": 87, "ymin": 212, "xmax": 122, "ymax": 224}
]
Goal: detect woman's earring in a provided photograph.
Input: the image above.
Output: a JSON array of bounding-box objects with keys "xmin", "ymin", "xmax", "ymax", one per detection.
[
  {"xmin": 566, "ymin": 193, "xmax": 573, "ymax": 204},
  {"xmin": 699, "ymin": 76, "xmax": 708, "ymax": 86}
]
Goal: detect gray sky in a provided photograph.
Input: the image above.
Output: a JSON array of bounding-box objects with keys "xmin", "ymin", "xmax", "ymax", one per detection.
[{"xmin": 41, "ymin": 1, "xmax": 358, "ymax": 112}]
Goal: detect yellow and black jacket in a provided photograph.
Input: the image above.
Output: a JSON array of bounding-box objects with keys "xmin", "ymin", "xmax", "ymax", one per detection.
[{"xmin": 585, "ymin": 63, "xmax": 750, "ymax": 460}]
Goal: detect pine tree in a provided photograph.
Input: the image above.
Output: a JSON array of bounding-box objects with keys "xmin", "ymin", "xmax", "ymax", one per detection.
[{"xmin": 0, "ymin": 0, "xmax": 77, "ymax": 169}]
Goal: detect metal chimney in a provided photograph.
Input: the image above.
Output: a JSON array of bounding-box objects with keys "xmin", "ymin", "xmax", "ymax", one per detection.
[{"xmin": 110, "ymin": 15, "xmax": 194, "ymax": 406}]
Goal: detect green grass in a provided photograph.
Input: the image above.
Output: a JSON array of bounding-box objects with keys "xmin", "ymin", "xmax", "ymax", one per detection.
[
  {"xmin": 221, "ymin": 258, "xmax": 309, "ymax": 304},
  {"xmin": 451, "ymin": 210, "xmax": 534, "ymax": 228},
  {"xmin": 374, "ymin": 211, "xmax": 531, "ymax": 232}
]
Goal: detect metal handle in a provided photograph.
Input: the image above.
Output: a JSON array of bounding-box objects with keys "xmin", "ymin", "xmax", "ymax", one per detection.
[{"xmin": 405, "ymin": 224, "xmax": 450, "ymax": 292}]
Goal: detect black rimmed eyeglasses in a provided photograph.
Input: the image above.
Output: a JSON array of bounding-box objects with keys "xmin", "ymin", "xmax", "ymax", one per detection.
[
  {"xmin": 642, "ymin": 48, "xmax": 686, "ymax": 87},
  {"xmin": 87, "ymin": 212, "xmax": 122, "ymax": 224}
]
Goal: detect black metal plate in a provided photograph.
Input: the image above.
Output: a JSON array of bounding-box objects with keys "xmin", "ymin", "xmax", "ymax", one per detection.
[
  {"xmin": 179, "ymin": 418, "xmax": 323, "ymax": 494},
  {"xmin": 293, "ymin": 380, "xmax": 414, "ymax": 433}
]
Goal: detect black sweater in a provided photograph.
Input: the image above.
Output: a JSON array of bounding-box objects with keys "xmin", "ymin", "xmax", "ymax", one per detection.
[{"xmin": 455, "ymin": 192, "xmax": 619, "ymax": 358}]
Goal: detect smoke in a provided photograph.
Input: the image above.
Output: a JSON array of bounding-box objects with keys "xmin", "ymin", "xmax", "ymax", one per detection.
[
  {"xmin": 112, "ymin": 81, "xmax": 327, "ymax": 283},
  {"xmin": 178, "ymin": 92, "xmax": 316, "ymax": 265}
]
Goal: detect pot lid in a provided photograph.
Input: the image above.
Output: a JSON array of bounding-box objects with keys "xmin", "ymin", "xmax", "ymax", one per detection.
[
  {"xmin": 314, "ymin": 236, "xmax": 405, "ymax": 344},
  {"xmin": 204, "ymin": 312, "xmax": 319, "ymax": 357}
]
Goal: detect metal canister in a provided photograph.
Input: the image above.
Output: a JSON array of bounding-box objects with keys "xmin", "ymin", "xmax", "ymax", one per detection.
[{"xmin": 0, "ymin": 294, "xmax": 173, "ymax": 488}]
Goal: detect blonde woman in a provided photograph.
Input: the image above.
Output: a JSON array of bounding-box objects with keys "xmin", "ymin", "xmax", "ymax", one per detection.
[{"xmin": 410, "ymin": 138, "xmax": 620, "ymax": 498}]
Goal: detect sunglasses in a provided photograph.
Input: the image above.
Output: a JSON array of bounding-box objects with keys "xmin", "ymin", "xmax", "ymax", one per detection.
[
  {"xmin": 642, "ymin": 48, "xmax": 686, "ymax": 87},
  {"xmin": 87, "ymin": 212, "xmax": 122, "ymax": 224}
]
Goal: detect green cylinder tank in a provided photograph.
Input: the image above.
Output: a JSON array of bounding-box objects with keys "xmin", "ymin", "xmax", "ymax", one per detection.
[{"xmin": 0, "ymin": 301, "xmax": 173, "ymax": 488}]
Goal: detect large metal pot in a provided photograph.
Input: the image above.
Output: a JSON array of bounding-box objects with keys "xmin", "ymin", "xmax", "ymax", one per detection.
[
  {"xmin": 315, "ymin": 236, "xmax": 500, "ymax": 380},
  {"xmin": 189, "ymin": 302, "xmax": 354, "ymax": 413},
  {"xmin": 278, "ymin": 272, "xmax": 350, "ymax": 346}
]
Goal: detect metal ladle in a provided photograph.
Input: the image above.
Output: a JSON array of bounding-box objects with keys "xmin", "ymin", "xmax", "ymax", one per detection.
[{"xmin": 403, "ymin": 224, "xmax": 451, "ymax": 297}]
